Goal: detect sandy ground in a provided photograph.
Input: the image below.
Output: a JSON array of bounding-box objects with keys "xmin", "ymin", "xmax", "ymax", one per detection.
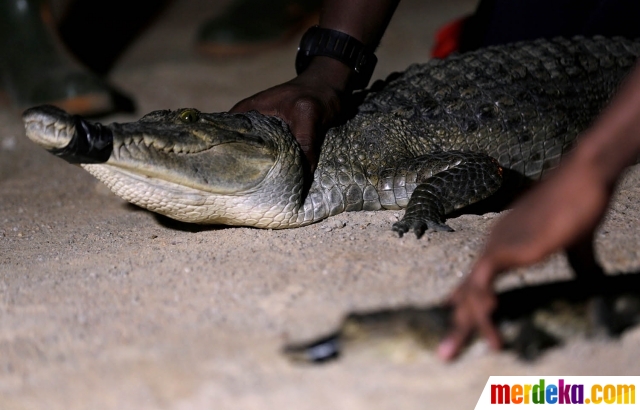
[{"xmin": 2, "ymin": 1, "xmax": 640, "ymax": 409}]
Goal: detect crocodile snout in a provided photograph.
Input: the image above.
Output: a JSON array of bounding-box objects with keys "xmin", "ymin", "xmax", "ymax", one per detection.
[
  {"xmin": 23, "ymin": 105, "xmax": 113, "ymax": 164},
  {"xmin": 23, "ymin": 105, "xmax": 76, "ymax": 151}
]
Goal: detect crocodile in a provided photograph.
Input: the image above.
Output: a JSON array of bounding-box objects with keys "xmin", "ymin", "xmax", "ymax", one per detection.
[{"xmin": 23, "ymin": 36, "xmax": 640, "ymax": 236}]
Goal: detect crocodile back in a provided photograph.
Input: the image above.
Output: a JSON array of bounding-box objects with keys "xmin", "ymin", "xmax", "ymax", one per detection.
[{"xmin": 320, "ymin": 37, "xmax": 640, "ymax": 180}]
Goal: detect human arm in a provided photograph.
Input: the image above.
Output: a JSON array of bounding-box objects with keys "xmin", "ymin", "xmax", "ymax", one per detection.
[
  {"xmin": 230, "ymin": 0, "xmax": 400, "ymax": 172},
  {"xmin": 437, "ymin": 62, "xmax": 640, "ymax": 361}
]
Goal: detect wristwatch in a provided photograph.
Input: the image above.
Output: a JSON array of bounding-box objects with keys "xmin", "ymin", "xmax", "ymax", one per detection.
[{"xmin": 295, "ymin": 26, "xmax": 378, "ymax": 90}]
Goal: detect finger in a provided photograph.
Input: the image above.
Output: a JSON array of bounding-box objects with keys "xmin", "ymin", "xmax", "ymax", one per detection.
[
  {"xmin": 291, "ymin": 129, "xmax": 318, "ymax": 173},
  {"xmin": 288, "ymin": 109, "xmax": 322, "ymax": 170},
  {"xmin": 302, "ymin": 148, "xmax": 318, "ymax": 174},
  {"xmin": 476, "ymin": 311, "xmax": 502, "ymax": 351},
  {"xmin": 437, "ymin": 322, "xmax": 471, "ymax": 361},
  {"xmin": 439, "ymin": 263, "xmax": 499, "ymax": 361},
  {"xmin": 465, "ymin": 257, "xmax": 498, "ymax": 288},
  {"xmin": 437, "ymin": 300, "xmax": 475, "ymax": 361}
]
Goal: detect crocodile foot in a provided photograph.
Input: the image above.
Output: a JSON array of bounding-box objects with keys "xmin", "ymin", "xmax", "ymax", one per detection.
[{"xmin": 392, "ymin": 217, "xmax": 454, "ymax": 238}]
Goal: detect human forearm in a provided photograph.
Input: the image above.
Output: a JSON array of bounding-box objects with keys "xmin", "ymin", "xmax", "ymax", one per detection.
[
  {"xmin": 301, "ymin": 0, "xmax": 400, "ymax": 93},
  {"xmin": 319, "ymin": 0, "xmax": 400, "ymax": 48},
  {"xmin": 575, "ymin": 62, "xmax": 640, "ymax": 186},
  {"xmin": 438, "ymin": 60, "xmax": 640, "ymax": 361}
]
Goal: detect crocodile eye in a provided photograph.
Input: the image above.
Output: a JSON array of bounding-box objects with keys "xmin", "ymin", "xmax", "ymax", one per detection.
[{"xmin": 179, "ymin": 109, "xmax": 199, "ymax": 123}]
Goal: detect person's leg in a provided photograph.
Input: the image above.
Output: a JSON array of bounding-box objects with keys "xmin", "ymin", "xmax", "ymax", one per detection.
[{"xmin": 0, "ymin": 0, "xmax": 132, "ymax": 115}]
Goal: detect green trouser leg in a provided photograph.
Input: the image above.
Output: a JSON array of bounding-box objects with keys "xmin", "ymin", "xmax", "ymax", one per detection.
[{"xmin": 0, "ymin": 0, "xmax": 123, "ymax": 114}]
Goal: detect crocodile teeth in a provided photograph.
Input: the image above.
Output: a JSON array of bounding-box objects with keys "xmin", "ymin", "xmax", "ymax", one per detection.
[{"xmin": 144, "ymin": 134, "xmax": 165, "ymax": 150}]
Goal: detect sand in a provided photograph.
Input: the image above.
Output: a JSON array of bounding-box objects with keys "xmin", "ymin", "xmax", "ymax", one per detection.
[{"xmin": 1, "ymin": 0, "xmax": 640, "ymax": 409}]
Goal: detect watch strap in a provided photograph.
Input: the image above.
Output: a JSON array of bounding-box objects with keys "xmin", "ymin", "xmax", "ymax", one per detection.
[{"xmin": 295, "ymin": 26, "xmax": 377, "ymax": 90}]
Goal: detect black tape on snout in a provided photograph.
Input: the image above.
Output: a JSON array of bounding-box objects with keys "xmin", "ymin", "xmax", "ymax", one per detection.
[{"xmin": 49, "ymin": 116, "xmax": 113, "ymax": 164}]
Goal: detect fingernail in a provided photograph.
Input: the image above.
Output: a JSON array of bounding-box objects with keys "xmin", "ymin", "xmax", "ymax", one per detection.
[{"xmin": 437, "ymin": 339, "xmax": 455, "ymax": 360}]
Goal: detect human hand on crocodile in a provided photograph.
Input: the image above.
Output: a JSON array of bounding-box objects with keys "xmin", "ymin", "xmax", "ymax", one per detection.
[
  {"xmin": 230, "ymin": 57, "xmax": 351, "ymax": 173},
  {"xmin": 231, "ymin": 0, "xmax": 400, "ymax": 173},
  {"xmin": 438, "ymin": 63, "xmax": 640, "ymax": 361}
]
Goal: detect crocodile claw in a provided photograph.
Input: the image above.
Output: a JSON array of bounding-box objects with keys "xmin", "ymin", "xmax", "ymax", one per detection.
[{"xmin": 392, "ymin": 218, "xmax": 454, "ymax": 238}]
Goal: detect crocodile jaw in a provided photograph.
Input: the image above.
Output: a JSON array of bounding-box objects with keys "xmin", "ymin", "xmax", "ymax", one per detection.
[
  {"xmin": 81, "ymin": 157, "xmax": 308, "ymax": 228},
  {"xmin": 83, "ymin": 164, "xmax": 282, "ymax": 225},
  {"xmin": 95, "ymin": 112, "xmax": 307, "ymax": 227}
]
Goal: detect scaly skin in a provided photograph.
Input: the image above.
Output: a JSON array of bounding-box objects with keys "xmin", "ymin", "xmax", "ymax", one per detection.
[{"xmin": 22, "ymin": 37, "xmax": 640, "ymax": 233}]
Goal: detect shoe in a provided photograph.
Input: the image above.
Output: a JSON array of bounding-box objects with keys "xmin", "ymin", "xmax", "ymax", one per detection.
[
  {"xmin": 0, "ymin": 0, "xmax": 134, "ymax": 116},
  {"xmin": 196, "ymin": 0, "xmax": 320, "ymax": 56}
]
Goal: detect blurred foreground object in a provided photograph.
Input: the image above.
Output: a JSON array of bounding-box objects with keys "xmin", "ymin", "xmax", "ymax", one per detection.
[
  {"xmin": 197, "ymin": 0, "xmax": 321, "ymax": 56},
  {"xmin": 0, "ymin": 0, "xmax": 133, "ymax": 116},
  {"xmin": 285, "ymin": 275, "xmax": 640, "ymax": 363}
]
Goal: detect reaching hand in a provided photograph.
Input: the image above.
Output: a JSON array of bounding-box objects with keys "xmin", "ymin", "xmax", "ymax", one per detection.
[
  {"xmin": 438, "ymin": 152, "xmax": 614, "ymax": 361},
  {"xmin": 438, "ymin": 265, "xmax": 501, "ymax": 360}
]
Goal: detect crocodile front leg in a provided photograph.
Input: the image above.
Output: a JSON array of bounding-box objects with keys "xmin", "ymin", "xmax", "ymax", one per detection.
[{"xmin": 379, "ymin": 151, "xmax": 503, "ymax": 238}]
